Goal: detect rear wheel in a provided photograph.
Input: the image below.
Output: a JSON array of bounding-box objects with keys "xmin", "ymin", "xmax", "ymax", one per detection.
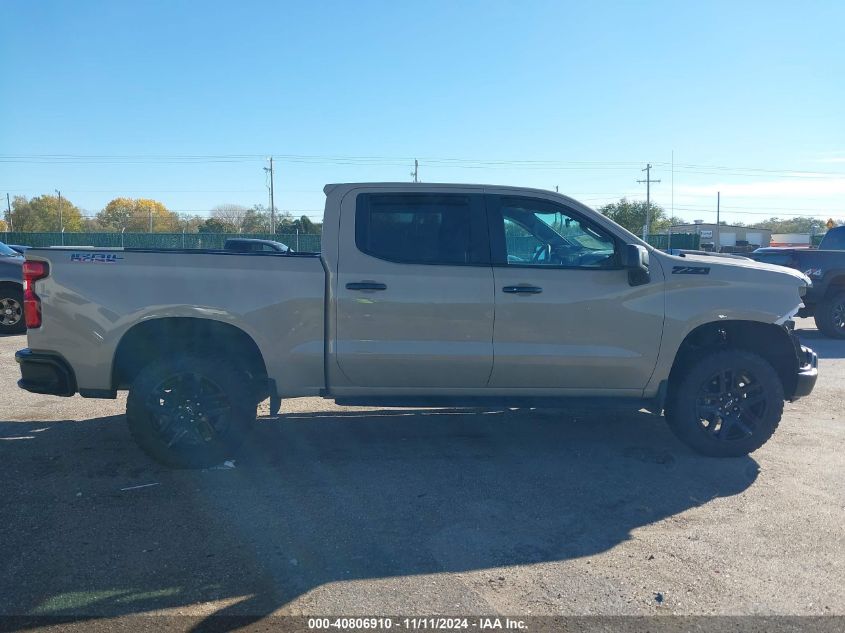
[
  {"xmin": 0, "ymin": 286, "xmax": 25, "ymax": 335},
  {"xmin": 126, "ymin": 354, "xmax": 256, "ymax": 468},
  {"xmin": 814, "ymin": 289, "xmax": 845, "ymax": 339},
  {"xmin": 665, "ymin": 350, "xmax": 784, "ymax": 457}
]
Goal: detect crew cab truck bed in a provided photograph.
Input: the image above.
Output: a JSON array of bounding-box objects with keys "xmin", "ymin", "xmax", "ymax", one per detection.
[
  {"xmin": 19, "ymin": 249, "xmax": 326, "ymax": 399},
  {"xmin": 18, "ymin": 183, "xmax": 818, "ymax": 468}
]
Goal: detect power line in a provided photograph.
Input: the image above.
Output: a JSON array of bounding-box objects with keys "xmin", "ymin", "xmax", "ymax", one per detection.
[
  {"xmin": 655, "ymin": 161, "xmax": 845, "ymax": 178},
  {"xmin": 2, "ymin": 153, "xmax": 844, "ymax": 177}
]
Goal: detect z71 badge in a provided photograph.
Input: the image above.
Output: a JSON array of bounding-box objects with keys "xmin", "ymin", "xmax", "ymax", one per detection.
[
  {"xmin": 672, "ymin": 265, "xmax": 710, "ymax": 275},
  {"xmin": 70, "ymin": 253, "xmax": 124, "ymax": 263}
]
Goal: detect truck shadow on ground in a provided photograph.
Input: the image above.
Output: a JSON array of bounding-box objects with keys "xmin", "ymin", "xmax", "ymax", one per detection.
[{"xmin": 0, "ymin": 407, "xmax": 760, "ymax": 628}]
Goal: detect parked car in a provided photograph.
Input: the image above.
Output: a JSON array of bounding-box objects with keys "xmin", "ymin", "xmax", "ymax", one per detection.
[
  {"xmin": 0, "ymin": 241, "xmax": 25, "ymax": 334},
  {"xmin": 750, "ymin": 226, "xmax": 845, "ymax": 338},
  {"xmin": 16, "ymin": 183, "xmax": 817, "ymax": 467},
  {"xmin": 223, "ymin": 238, "xmax": 291, "ymax": 253}
]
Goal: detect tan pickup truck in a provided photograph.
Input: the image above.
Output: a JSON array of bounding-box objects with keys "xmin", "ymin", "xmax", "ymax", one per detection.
[{"xmin": 17, "ymin": 183, "xmax": 818, "ymax": 467}]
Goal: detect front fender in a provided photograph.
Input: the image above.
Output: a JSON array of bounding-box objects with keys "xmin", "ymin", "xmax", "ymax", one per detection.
[{"xmin": 644, "ymin": 256, "xmax": 806, "ymax": 396}]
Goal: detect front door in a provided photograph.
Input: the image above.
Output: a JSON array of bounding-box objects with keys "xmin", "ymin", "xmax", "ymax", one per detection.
[
  {"xmin": 335, "ymin": 190, "xmax": 495, "ymax": 389},
  {"xmin": 486, "ymin": 195, "xmax": 665, "ymax": 394}
]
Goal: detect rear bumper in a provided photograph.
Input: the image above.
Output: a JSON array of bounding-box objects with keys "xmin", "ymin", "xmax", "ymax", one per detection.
[{"xmin": 15, "ymin": 349, "xmax": 77, "ymax": 397}]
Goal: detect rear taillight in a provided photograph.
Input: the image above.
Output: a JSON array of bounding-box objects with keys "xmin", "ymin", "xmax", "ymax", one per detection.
[{"xmin": 23, "ymin": 261, "xmax": 49, "ymax": 329}]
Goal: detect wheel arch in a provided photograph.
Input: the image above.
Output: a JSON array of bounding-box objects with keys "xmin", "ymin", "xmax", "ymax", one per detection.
[
  {"xmin": 0, "ymin": 280, "xmax": 23, "ymax": 293},
  {"xmin": 112, "ymin": 317, "xmax": 270, "ymax": 395},
  {"xmin": 667, "ymin": 320, "xmax": 799, "ymax": 400},
  {"xmin": 822, "ymin": 273, "xmax": 845, "ymax": 298}
]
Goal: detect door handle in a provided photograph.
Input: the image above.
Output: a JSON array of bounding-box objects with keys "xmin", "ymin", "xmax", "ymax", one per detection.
[
  {"xmin": 346, "ymin": 281, "xmax": 387, "ymax": 291},
  {"xmin": 502, "ymin": 285, "xmax": 543, "ymax": 294}
]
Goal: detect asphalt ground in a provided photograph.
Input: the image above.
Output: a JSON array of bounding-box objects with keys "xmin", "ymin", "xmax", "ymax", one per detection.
[{"xmin": 0, "ymin": 318, "xmax": 842, "ymax": 628}]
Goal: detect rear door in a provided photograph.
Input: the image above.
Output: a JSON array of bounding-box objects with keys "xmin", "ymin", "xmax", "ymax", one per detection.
[
  {"xmin": 486, "ymin": 195, "xmax": 665, "ymax": 394},
  {"xmin": 335, "ymin": 189, "xmax": 495, "ymax": 389}
]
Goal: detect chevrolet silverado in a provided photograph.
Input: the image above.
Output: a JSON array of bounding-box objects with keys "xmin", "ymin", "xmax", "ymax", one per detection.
[{"xmin": 16, "ymin": 183, "xmax": 818, "ymax": 467}]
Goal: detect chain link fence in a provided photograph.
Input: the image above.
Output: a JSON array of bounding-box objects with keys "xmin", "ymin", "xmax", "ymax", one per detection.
[
  {"xmin": 647, "ymin": 232, "xmax": 700, "ymax": 251},
  {"xmin": 2, "ymin": 231, "xmax": 322, "ymax": 252},
  {"xmin": 4, "ymin": 231, "xmax": 697, "ymax": 253}
]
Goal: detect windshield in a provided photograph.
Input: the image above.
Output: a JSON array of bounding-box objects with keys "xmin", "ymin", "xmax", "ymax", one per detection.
[
  {"xmin": 0, "ymin": 241, "xmax": 20, "ymax": 257},
  {"xmin": 819, "ymin": 228, "xmax": 845, "ymax": 250}
]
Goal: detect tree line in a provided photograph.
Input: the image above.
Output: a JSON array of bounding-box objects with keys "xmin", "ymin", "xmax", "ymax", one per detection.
[
  {"xmin": 2, "ymin": 193, "xmax": 838, "ymax": 236},
  {"xmin": 597, "ymin": 198, "xmax": 840, "ymax": 235},
  {"xmin": 1, "ymin": 194, "xmax": 322, "ymax": 235}
]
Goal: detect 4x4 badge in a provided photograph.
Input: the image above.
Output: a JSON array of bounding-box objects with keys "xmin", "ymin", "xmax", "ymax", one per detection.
[{"xmin": 70, "ymin": 253, "xmax": 124, "ymax": 263}]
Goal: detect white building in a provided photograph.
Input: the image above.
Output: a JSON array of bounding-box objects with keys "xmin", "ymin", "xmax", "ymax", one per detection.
[{"xmin": 669, "ymin": 222, "xmax": 772, "ymax": 250}]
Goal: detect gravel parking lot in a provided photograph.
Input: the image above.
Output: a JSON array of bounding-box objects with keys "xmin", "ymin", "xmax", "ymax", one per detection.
[{"xmin": 1, "ymin": 319, "xmax": 843, "ymax": 623}]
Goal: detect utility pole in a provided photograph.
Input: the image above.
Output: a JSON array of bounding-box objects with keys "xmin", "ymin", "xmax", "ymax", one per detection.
[
  {"xmin": 264, "ymin": 157, "xmax": 276, "ymax": 234},
  {"xmin": 716, "ymin": 191, "xmax": 721, "ymax": 252},
  {"xmin": 411, "ymin": 159, "xmax": 419, "ymax": 183},
  {"xmin": 5, "ymin": 193, "xmax": 11, "ymax": 232},
  {"xmin": 149, "ymin": 207, "xmax": 153, "ymax": 232},
  {"xmin": 637, "ymin": 164, "xmax": 661, "ymax": 240},
  {"xmin": 55, "ymin": 189, "xmax": 63, "ymax": 233},
  {"xmin": 669, "ymin": 150, "xmax": 674, "ymax": 251}
]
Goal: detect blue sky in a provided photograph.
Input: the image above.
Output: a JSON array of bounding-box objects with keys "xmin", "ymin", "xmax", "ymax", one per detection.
[{"xmin": 2, "ymin": 0, "xmax": 844, "ymax": 225}]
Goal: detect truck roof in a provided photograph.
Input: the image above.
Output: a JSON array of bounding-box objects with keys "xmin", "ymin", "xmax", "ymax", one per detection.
[{"xmin": 323, "ymin": 182, "xmax": 576, "ymax": 200}]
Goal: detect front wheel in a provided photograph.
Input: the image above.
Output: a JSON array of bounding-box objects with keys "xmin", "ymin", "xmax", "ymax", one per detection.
[
  {"xmin": 126, "ymin": 354, "xmax": 257, "ymax": 468},
  {"xmin": 814, "ymin": 290, "xmax": 845, "ymax": 339},
  {"xmin": 665, "ymin": 350, "xmax": 784, "ymax": 457}
]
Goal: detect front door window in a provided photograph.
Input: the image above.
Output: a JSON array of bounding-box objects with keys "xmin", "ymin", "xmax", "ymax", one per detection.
[{"xmin": 500, "ymin": 201, "xmax": 617, "ymax": 268}]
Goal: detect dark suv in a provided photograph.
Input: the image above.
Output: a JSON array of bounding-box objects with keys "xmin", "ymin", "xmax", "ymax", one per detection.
[{"xmin": 751, "ymin": 226, "xmax": 845, "ymax": 339}]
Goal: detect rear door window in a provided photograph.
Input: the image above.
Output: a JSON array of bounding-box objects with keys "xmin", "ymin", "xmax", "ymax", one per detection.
[{"xmin": 355, "ymin": 193, "xmax": 487, "ymax": 265}]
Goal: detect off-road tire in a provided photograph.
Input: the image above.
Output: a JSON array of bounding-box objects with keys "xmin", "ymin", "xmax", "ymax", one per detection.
[
  {"xmin": 665, "ymin": 350, "xmax": 784, "ymax": 457},
  {"xmin": 0, "ymin": 286, "xmax": 26, "ymax": 335},
  {"xmin": 127, "ymin": 354, "xmax": 256, "ymax": 468},
  {"xmin": 814, "ymin": 289, "xmax": 845, "ymax": 340}
]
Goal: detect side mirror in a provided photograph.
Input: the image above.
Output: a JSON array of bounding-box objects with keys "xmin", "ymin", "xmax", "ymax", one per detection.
[{"xmin": 623, "ymin": 244, "xmax": 650, "ymax": 286}]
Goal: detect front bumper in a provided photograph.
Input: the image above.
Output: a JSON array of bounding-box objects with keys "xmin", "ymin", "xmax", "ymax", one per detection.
[
  {"xmin": 791, "ymin": 344, "xmax": 818, "ymax": 400},
  {"xmin": 15, "ymin": 349, "xmax": 77, "ymax": 397}
]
